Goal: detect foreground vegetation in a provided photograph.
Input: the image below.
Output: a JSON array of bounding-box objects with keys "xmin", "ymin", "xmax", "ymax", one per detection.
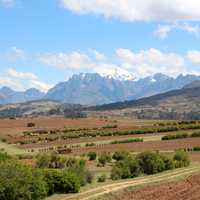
[{"xmin": 0, "ymin": 150, "xmax": 191, "ymax": 200}]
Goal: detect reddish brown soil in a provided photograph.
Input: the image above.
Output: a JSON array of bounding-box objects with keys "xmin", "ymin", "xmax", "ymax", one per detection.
[
  {"xmin": 0, "ymin": 117, "xmax": 154, "ymax": 139},
  {"xmin": 72, "ymin": 138, "xmax": 200, "ymax": 154},
  {"xmin": 111, "ymin": 174, "xmax": 200, "ymax": 200},
  {"xmin": 190, "ymin": 153, "xmax": 200, "ymax": 162}
]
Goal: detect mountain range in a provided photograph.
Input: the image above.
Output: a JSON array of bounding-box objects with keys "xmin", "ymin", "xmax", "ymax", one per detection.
[
  {"xmin": 0, "ymin": 79, "xmax": 200, "ymax": 119},
  {"xmin": 0, "ymin": 87, "xmax": 45, "ymax": 104},
  {"xmin": 1, "ymin": 73, "xmax": 200, "ymax": 105},
  {"xmin": 91, "ymin": 80, "xmax": 200, "ymax": 120}
]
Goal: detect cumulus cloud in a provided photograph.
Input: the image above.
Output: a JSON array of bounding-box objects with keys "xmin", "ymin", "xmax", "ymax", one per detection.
[
  {"xmin": 40, "ymin": 52, "xmax": 92, "ymax": 70},
  {"xmin": 154, "ymin": 23, "xmax": 200, "ymax": 39},
  {"xmin": 116, "ymin": 48, "xmax": 186, "ymax": 78},
  {"xmin": 61, "ymin": 0, "xmax": 200, "ymax": 21},
  {"xmin": 40, "ymin": 50, "xmax": 134, "ymax": 79},
  {"xmin": 0, "ymin": 68, "xmax": 51, "ymax": 92},
  {"xmin": 40, "ymin": 48, "xmax": 198, "ymax": 79}
]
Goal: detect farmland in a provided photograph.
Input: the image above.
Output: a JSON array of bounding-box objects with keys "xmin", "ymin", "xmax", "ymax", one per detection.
[{"xmin": 0, "ymin": 116, "xmax": 200, "ymax": 200}]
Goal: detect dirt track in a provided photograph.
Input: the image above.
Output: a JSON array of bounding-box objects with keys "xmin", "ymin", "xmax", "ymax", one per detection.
[
  {"xmin": 46, "ymin": 165, "xmax": 200, "ymax": 200},
  {"xmin": 111, "ymin": 173, "xmax": 200, "ymax": 200}
]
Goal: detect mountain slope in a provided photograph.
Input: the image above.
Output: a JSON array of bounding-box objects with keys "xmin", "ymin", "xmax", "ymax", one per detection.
[
  {"xmin": 0, "ymin": 87, "xmax": 45, "ymax": 104},
  {"xmin": 45, "ymin": 73, "xmax": 200, "ymax": 105},
  {"xmin": 90, "ymin": 84, "xmax": 200, "ymax": 120},
  {"xmin": 45, "ymin": 73, "xmax": 131, "ymax": 105}
]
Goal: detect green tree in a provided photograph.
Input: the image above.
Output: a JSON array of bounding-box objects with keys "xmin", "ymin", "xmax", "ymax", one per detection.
[
  {"xmin": 112, "ymin": 151, "xmax": 130, "ymax": 161},
  {"xmin": 111, "ymin": 157, "xmax": 141, "ymax": 180},
  {"xmin": 0, "ymin": 161, "xmax": 48, "ymax": 200},
  {"xmin": 87, "ymin": 152, "xmax": 97, "ymax": 161},
  {"xmin": 44, "ymin": 169, "xmax": 80, "ymax": 194},
  {"xmin": 137, "ymin": 152, "xmax": 165, "ymax": 174},
  {"xmin": 173, "ymin": 150, "xmax": 190, "ymax": 168}
]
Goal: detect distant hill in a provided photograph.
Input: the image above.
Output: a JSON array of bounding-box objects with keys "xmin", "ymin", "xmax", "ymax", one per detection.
[
  {"xmin": 0, "ymin": 100, "xmax": 84, "ymax": 118},
  {"xmin": 90, "ymin": 84, "xmax": 200, "ymax": 120},
  {"xmin": 0, "ymin": 87, "xmax": 45, "ymax": 104}
]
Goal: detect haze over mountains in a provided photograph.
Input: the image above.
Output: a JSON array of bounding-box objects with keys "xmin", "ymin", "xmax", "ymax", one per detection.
[{"xmin": 1, "ymin": 73, "xmax": 200, "ymax": 105}]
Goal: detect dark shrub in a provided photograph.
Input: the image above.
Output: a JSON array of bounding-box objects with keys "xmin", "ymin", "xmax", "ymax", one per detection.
[
  {"xmin": 111, "ymin": 157, "xmax": 141, "ymax": 180},
  {"xmin": 97, "ymin": 174, "xmax": 107, "ymax": 182},
  {"xmin": 44, "ymin": 169, "xmax": 80, "ymax": 194},
  {"xmin": 112, "ymin": 151, "xmax": 130, "ymax": 161},
  {"xmin": 27, "ymin": 122, "xmax": 36, "ymax": 127},
  {"xmin": 137, "ymin": 152, "xmax": 165, "ymax": 174},
  {"xmin": 88, "ymin": 152, "xmax": 97, "ymax": 161},
  {"xmin": 161, "ymin": 155, "xmax": 175, "ymax": 170}
]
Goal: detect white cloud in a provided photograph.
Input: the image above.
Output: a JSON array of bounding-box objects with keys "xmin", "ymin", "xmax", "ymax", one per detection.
[
  {"xmin": 61, "ymin": 0, "xmax": 200, "ymax": 21},
  {"xmin": 180, "ymin": 23, "xmax": 200, "ymax": 36},
  {"xmin": 187, "ymin": 51, "xmax": 200, "ymax": 64},
  {"xmin": 41, "ymin": 48, "xmax": 194, "ymax": 79},
  {"xmin": 154, "ymin": 23, "xmax": 200, "ymax": 39},
  {"xmin": 40, "ymin": 52, "xmax": 92, "ymax": 70},
  {"xmin": 7, "ymin": 68, "xmax": 37, "ymax": 80},
  {"xmin": 0, "ymin": 0, "xmax": 15, "ymax": 8},
  {"xmin": 0, "ymin": 68, "xmax": 51, "ymax": 92},
  {"xmin": 154, "ymin": 25, "xmax": 173, "ymax": 39},
  {"xmin": 40, "ymin": 50, "xmax": 134, "ymax": 79},
  {"xmin": 116, "ymin": 48, "xmax": 186, "ymax": 77}
]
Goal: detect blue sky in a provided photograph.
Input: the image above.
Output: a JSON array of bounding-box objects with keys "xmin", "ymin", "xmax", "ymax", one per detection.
[{"xmin": 1, "ymin": 0, "xmax": 200, "ymax": 91}]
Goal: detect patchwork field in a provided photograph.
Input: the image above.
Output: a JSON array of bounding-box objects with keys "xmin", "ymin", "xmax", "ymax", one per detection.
[{"xmin": 1, "ymin": 116, "xmax": 200, "ymax": 200}]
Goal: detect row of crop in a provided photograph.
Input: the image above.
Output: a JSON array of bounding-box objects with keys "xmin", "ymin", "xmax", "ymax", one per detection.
[
  {"xmin": 17, "ymin": 124, "xmax": 200, "ymax": 146},
  {"xmin": 110, "ymin": 138, "xmax": 143, "ymax": 144},
  {"xmin": 162, "ymin": 131, "xmax": 200, "ymax": 140}
]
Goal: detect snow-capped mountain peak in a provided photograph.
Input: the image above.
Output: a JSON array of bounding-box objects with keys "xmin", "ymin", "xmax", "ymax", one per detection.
[{"xmin": 96, "ymin": 67, "xmax": 135, "ymax": 81}]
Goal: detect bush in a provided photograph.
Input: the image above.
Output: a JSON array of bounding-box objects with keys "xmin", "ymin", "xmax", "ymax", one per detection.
[
  {"xmin": 162, "ymin": 133, "xmax": 188, "ymax": 140},
  {"xmin": 173, "ymin": 150, "xmax": 190, "ymax": 168},
  {"xmin": 0, "ymin": 161, "xmax": 48, "ymax": 200},
  {"xmin": 191, "ymin": 132, "xmax": 200, "ymax": 137},
  {"xmin": 137, "ymin": 152, "xmax": 165, "ymax": 174},
  {"xmin": 161, "ymin": 155, "xmax": 175, "ymax": 170},
  {"xmin": 44, "ymin": 169, "xmax": 80, "ymax": 195},
  {"xmin": 110, "ymin": 165, "xmax": 123, "ymax": 180},
  {"xmin": 98, "ymin": 152, "xmax": 112, "ymax": 167},
  {"xmin": 111, "ymin": 151, "xmax": 190, "ymax": 181},
  {"xmin": 27, "ymin": 122, "xmax": 36, "ymax": 127},
  {"xmin": 193, "ymin": 146, "xmax": 200, "ymax": 151},
  {"xmin": 97, "ymin": 174, "xmax": 107, "ymax": 182},
  {"xmin": 88, "ymin": 152, "xmax": 97, "ymax": 161},
  {"xmin": 112, "ymin": 151, "xmax": 130, "ymax": 161},
  {"xmin": 111, "ymin": 157, "xmax": 141, "ymax": 180}
]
